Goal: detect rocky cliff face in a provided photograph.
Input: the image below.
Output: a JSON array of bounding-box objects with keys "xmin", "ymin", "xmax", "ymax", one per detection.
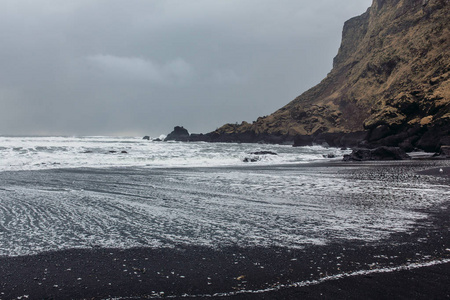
[{"xmin": 207, "ymin": 0, "xmax": 449, "ymax": 151}]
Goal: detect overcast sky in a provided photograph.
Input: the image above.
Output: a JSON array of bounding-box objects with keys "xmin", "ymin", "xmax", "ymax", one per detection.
[{"xmin": 0, "ymin": 0, "xmax": 372, "ymax": 137}]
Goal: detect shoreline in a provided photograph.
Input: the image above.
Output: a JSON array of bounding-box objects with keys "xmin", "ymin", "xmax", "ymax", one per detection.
[
  {"xmin": 1, "ymin": 161, "xmax": 449, "ymax": 299},
  {"xmin": 1, "ymin": 200, "xmax": 449, "ymax": 299},
  {"xmin": 221, "ymin": 261, "xmax": 450, "ymax": 300},
  {"xmin": 2, "ymin": 257, "xmax": 449, "ymax": 300}
]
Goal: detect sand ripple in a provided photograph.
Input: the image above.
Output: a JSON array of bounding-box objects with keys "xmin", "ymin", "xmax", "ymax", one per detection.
[{"xmin": 0, "ymin": 162, "xmax": 448, "ymax": 256}]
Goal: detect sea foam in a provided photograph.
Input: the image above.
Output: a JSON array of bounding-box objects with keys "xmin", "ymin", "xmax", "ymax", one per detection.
[{"xmin": 0, "ymin": 136, "xmax": 348, "ymax": 171}]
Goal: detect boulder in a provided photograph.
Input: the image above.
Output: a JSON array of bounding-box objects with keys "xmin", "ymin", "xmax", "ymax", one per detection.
[
  {"xmin": 343, "ymin": 146, "xmax": 411, "ymax": 161},
  {"xmin": 143, "ymin": 136, "xmax": 150, "ymax": 140},
  {"xmin": 243, "ymin": 151, "xmax": 278, "ymax": 162},
  {"xmin": 438, "ymin": 146, "xmax": 450, "ymax": 158},
  {"xmin": 243, "ymin": 157, "xmax": 259, "ymax": 163},
  {"xmin": 250, "ymin": 151, "xmax": 277, "ymax": 155}
]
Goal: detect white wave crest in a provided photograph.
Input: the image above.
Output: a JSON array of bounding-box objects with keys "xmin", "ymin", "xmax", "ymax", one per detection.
[{"xmin": 0, "ymin": 136, "xmax": 350, "ymax": 171}]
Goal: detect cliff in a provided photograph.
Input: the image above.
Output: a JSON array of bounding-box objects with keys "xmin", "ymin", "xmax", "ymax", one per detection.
[{"xmin": 205, "ymin": 0, "xmax": 450, "ymax": 151}]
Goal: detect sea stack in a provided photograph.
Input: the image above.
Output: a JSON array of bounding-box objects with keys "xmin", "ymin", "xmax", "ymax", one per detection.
[{"xmin": 164, "ymin": 126, "xmax": 190, "ymax": 142}]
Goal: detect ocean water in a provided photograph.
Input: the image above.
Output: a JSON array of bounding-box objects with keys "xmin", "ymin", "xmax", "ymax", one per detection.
[
  {"xmin": 0, "ymin": 136, "xmax": 347, "ymax": 171},
  {"xmin": 0, "ymin": 136, "xmax": 448, "ymax": 257}
]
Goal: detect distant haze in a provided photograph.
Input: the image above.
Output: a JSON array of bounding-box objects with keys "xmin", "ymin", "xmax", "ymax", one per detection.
[{"xmin": 0, "ymin": 0, "xmax": 371, "ymax": 137}]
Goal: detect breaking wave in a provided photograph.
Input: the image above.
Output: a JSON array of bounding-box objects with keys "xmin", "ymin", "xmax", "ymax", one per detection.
[{"xmin": 0, "ymin": 136, "xmax": 350, "ymax": 171}]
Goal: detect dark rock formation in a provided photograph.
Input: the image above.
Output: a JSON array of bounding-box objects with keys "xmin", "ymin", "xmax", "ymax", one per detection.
[
  {"xmin": 165, "ymin": 126, "xmax": 190, "ymax": 142},
  {"xmin": 243, "ymin": 151, "xmax": 278, "ymax": 163},
  {"xmin": 200, "ymin": 0, "xmax": 449, "ymax": 152},
  {"xmin": 108, "ymin": 150, "xmax": 129, "ymax": 154},
  {"xmin": 189, "ymin": 133, "xmax": 211, "ymax": 142},
  {"xmin": 339, "ymin": 131, "xmax": 370, "ymax": 148},
  {"xmin": 143, "ymin": 136, "xmax": 150, "ymax": 140},
  {"xmin": 416, "ymin": 124, "xmax": 450, "ymax": 152},
  {"xmin": 293, "ymin": 131, "xmax": 368, "ymax": 148},
  {"xmin": 250, "ymin": 151, "xmax": 277, "ymax": 156},
  {"xmin": 189, "ymin": 129, "xmax": 293, "ymax": 144},
  {"xmin": 343, "ymin": 147, "xmax": 411, "ymax": 161},
  {"xmin": 438, "ymin": 145, "xmax": 450, "ymax": 158},
  {"xmin": 362, "ymin": 122, "xmax": 450, "ymax": 152},
  {"xmin": 293, "ymin": 135, "xmax": 315, "ymax": 147}
]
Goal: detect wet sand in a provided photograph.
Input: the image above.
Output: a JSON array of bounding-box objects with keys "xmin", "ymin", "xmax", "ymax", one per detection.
[
  {"xmin": 1, "ymin": 206, "xmax": 449, "ymax": 300},
  {"xmin": 1, "ymin": 161, "xmax": 449, "ymax": 299},
  {"xmin": 227, "ymin": 262, "xmax": 450, "ymax": 299}
]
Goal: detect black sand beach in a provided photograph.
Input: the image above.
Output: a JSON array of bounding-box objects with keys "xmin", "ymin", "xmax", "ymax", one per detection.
[
  {"xmin": 1, "ymin": 203, "xmax": 449, "ymax": 300},
  {"xmin": 0, "ymin": 161, "xmax": 449, "ymax": 299}
]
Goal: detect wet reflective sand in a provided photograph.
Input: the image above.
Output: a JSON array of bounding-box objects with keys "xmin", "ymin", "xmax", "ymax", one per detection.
[{"xmin": 0, "ymin": 160, "xmax": 449, "ymax": 299}]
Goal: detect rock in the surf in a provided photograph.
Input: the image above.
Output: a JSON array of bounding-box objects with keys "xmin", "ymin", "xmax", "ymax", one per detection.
[
  {"xmin": 165, "ymin": 126, "xmax": 190, "ymax": 142},
  {"xmin": 343, "ymin": 146, "xmax": 410, "ymax": 161}
]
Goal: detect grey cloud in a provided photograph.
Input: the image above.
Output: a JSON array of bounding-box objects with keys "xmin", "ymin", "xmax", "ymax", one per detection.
[
  {"xmin": 0, "ymin": 0, "xmax": 372, "ymax": 137},
  {"xmin": 86, "ymin": 55, "xmax": 194, "ymax": 85}
]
